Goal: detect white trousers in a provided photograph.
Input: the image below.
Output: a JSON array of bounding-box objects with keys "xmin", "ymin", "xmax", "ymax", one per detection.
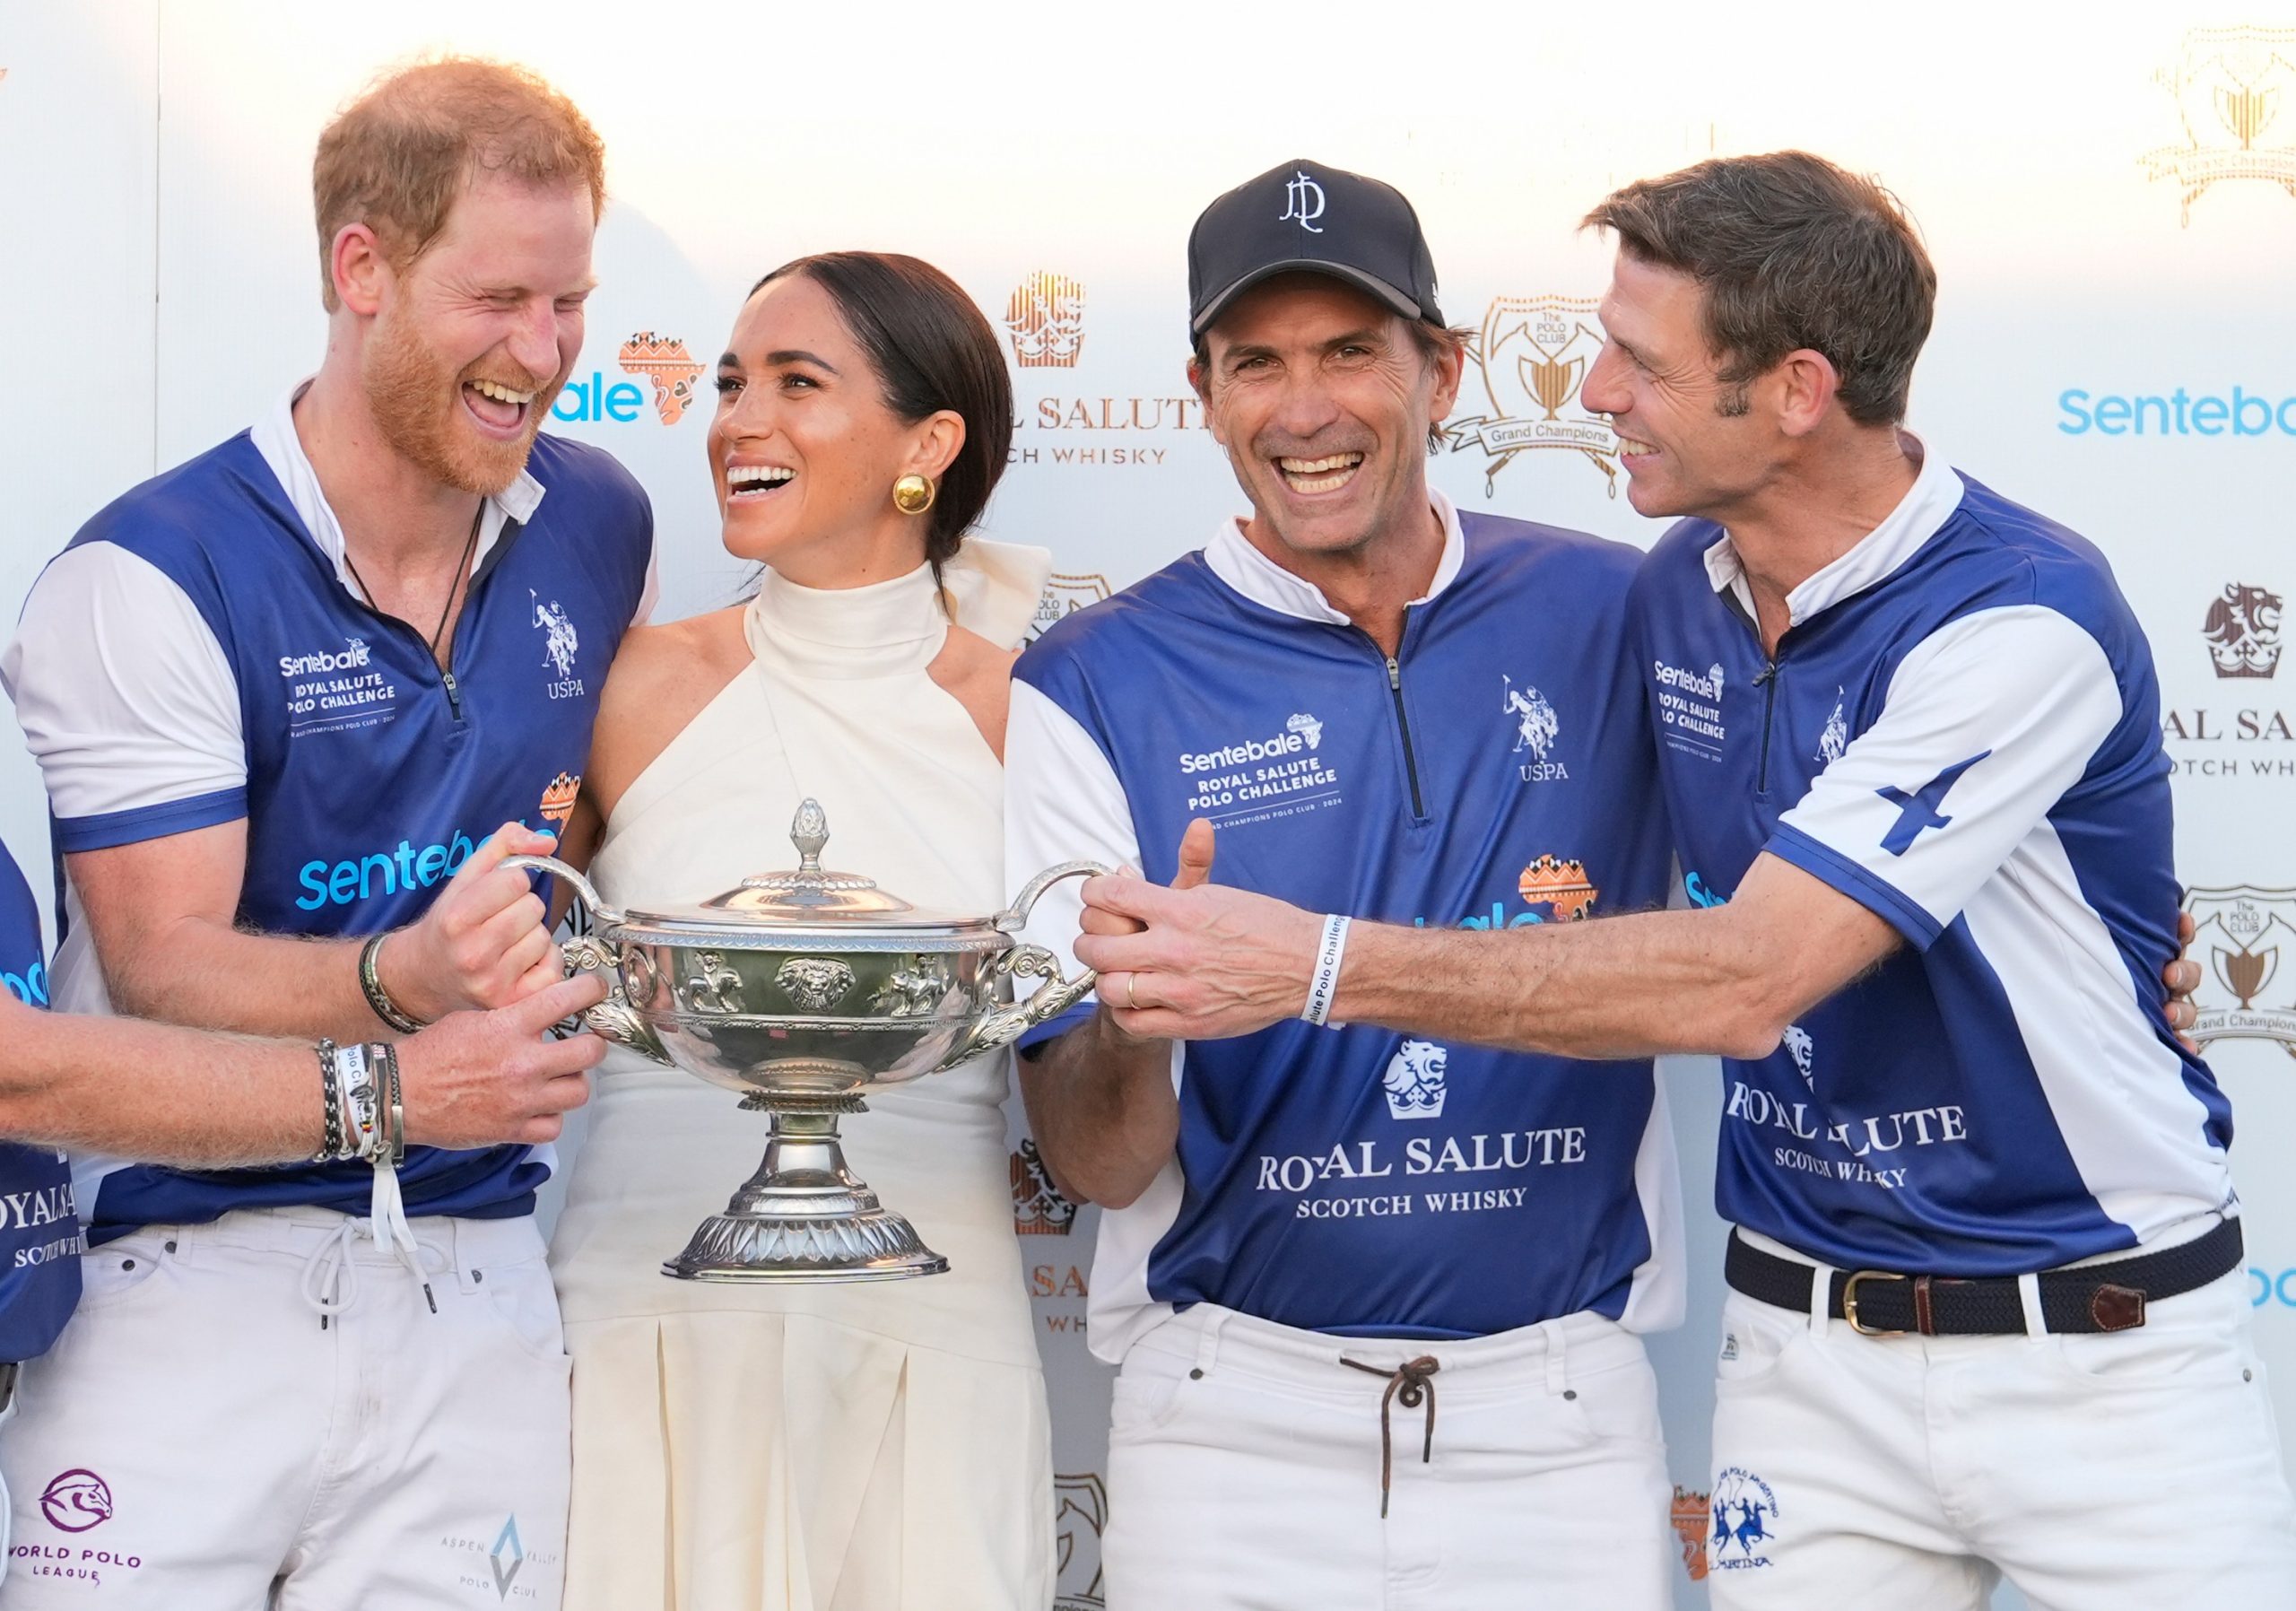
[
  {"xmin": 0, "ymin": 1207, "xmax": 572, "ymax": 1609},
  {"xmin": 1708, "ymin": 1264, "xmax": 2296, "ymax": 1610},
  {"xmin": 1103, "ymin": 1304, "xmax": 1673, "ymax": 1611}
]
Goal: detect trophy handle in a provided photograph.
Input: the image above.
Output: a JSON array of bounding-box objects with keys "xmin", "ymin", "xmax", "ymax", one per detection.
[
  {"xmin": 500, "ymin": 853, "xmax": 673, "ymax": 1067},
  {"xmin": 938, "ymin": 862, "xmax": 1110, "ymax": 1070}
]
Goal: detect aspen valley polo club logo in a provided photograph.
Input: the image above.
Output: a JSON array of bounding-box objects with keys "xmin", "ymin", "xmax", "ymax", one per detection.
[
  {"xmin": 999, "ymin": 270, "xmax": 1206, "ymax": 467},
  {"xmin": 2164, "ymin": 580, "xmax": 2296, "ymax": 778},
  {"xmin": 549, "ymin": 332, "xmax": 701, "ymax": 425},
  {"xmin": 2143, "ymin": 26, "xmax": 2296, "ymax": 224},
  {"xmin": 1028, "ymin": 572, "xmax": 1112, "ymax": 643},
  {"xmin": 1446, "ymin": 295, "xmax": 1622, "ymax": 497},
  {"xmin": 2183, "ymin": 884, "xmax": 2296, "ymax": 1056}
]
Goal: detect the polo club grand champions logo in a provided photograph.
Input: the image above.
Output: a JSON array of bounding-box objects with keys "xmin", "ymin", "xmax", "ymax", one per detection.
[
  {"xmin": 1446, "ymin": 295, "xmax": 1621, "ymax": 497},
  {"xmin": 2144, "ymin": 26, "xmax": 2296, "ymax": 223},
  {"xmin": 2206, "ymin": 582, "xmax": 2283, "ymax": 678},
  {"xmin": 616, "ymin": 333, "xmax": 704, "ymax": 424},
  {"xmin": 1004, "ymin": 272, "xmax": 1087, "ymax": 369},
  {"xmin": 2185, "ymin": 884, "xmax": 2296, "ymax": 1055},
  {"xmin": 39, "ymin": 1469, "xmax": 113, "ymax": 1533},
  {"xmin": 1012, "ymin": 1137, "xmax": 1079, "ymax": 1235},
  {"xmin": 1054, "ymin": 1472, "xmax": 1109, "ymax": 1609},
  {"xmin": 1671, "ymin": 1485, "xmax": 1712, "ymax": 1581},
  {"xmin": 1029, "ymin": 572, "xmax": 1112, "ymax": 642}
]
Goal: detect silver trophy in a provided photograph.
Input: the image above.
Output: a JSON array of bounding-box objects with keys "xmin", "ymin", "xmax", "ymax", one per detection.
[{"xmin": 507, "ymin": 800, "xmax": 1102, "ymax": 1283}]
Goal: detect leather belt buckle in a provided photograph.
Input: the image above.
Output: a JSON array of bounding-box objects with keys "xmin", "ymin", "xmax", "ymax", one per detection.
[{"xmin": 1841, "ymin": 1270, "xmax": 1909, "ymax": 1337}]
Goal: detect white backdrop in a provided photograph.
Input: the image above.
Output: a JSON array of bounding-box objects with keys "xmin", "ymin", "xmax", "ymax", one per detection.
[{"xmin": 4, "ymin": 3, "xmax": 2295, "ymax": 1604}]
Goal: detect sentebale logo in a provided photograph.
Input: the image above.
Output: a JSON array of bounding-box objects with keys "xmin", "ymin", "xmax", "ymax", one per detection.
[
  {"xmin": 617, "ymin": 333, "xmax": 704, "ymax": 424},
  {"xmin": 1280, "ymin": 170, "xmax": 1326, "ymax": 232}
]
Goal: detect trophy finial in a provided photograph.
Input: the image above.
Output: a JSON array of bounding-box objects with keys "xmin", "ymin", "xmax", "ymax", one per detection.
[{"xmin": 791, "ymin": 799, "xmax": 830, "ymax": 872}]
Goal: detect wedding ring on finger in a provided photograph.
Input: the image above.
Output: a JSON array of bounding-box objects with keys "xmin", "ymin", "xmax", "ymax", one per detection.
[{"xmin": 1126, "ymin": 973, "xmax": 1141, "ymax": 1013}]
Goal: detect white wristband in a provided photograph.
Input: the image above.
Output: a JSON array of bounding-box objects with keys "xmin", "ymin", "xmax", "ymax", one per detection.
[{"xmin": 1301, "ymin": 913, "xmax": 1351, "ymax": 1028}]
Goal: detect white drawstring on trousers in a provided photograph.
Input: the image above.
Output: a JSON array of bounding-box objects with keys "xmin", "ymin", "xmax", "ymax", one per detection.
[{"xmin": 297, "ymin": 1160, "xmax": 441, "ymax": 1328}]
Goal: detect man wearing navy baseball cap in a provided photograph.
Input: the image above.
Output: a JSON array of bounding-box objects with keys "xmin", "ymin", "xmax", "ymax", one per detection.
[{"xmin": 1004, "ymin": 157, "xmax": 1686, "ymax": 1607}]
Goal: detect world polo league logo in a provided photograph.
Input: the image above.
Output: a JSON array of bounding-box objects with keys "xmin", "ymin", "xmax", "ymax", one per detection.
[
  {"xmin": 39, "ymin": 1469, "xmax": 113, "ymax": 1533},
  {"xmin": 1445, "ymin": 295, "xmax": 1622, "ymax": 497},
  {"xmin": 2143, "ymin": 25, "xmax": 2296, "ymax": 223},
  {"xmin": 2184, "ymin": 884, "xmax": 2296, "ymax": 1056},
  {"xmin": 2205, "ymin": 582, "xmax": 2283, "ymax": 677}
]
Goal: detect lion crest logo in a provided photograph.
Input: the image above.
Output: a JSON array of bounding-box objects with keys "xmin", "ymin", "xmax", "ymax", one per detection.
[
  {"xmin": 2204, "ymin": 582, "xmax": 2283, "ymax": 678},
  {"xmin": 1011, "ymin": 1138, "xmax": 1079, "ymax": 1235},
  {"xmin": 1004, "ymin": 272, "xmax": 1087, "ymax": 370},
  {"xmin": 1782, "ymin": 1023, "xmax": 1815, "ymax": 1090},
  {"xmin": 1382, "ymin": 1040, "xmax": 1448, "ymax": 1120}
]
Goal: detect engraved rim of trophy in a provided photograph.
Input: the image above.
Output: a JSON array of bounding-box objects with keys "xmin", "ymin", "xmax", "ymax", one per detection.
[{"xmin": 503, "ymin": 799, "xmax": 1105, "ymax": 1284}]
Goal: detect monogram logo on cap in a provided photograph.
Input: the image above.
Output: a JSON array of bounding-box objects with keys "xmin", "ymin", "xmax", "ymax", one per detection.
[{"xmin": 1281, "ymin": 169, "xmax": 1326, "ymax": 233}]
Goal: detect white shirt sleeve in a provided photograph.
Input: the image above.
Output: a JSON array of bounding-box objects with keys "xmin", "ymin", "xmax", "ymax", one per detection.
[
  {"xmin": 2, "ymin": 544, "xmax": 247, "ymax": 851},
  {"xmin": 1769, "ymin": 605, "xmax": 2121, "ymax": 950},
  {"xmin": 631, "ymin": 541, "xmax": 661, "ymax": 629},
  {"xmin": 1004, "ymin": 678, "xmax": 1139, "ymax": 1040}
]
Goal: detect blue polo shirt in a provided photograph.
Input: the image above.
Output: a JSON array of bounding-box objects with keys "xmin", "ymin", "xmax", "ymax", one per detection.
[
  {"xmin": 1629, "ymin": 441, "xmax": 2233, "ymax": 1275},
  {"xmin": 0, "ymin": 840, "xmax": 83, "ymax": 1359},
  {"xmin": 1007, "ymin": 495, "xmax": 1683, "ymax": 1360},
  {"xmin": 4, "ymin": 388, "xmax": 655, "ymax": 1240}
]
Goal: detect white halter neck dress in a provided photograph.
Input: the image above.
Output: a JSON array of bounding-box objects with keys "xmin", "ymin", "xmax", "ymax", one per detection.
[{"xmin": 551, "ymin": 542, "xmax": 1054, "ymax": 1611}]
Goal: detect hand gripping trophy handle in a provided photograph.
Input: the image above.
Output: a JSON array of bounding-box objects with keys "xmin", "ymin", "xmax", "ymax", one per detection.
[
  {"xmin": 500, "ymin": 853, "xmax": 674, "ymax": 1066},
  {"xmin": 933, "ymin": 860, "xmax": 1110, "ymax": 1072}
]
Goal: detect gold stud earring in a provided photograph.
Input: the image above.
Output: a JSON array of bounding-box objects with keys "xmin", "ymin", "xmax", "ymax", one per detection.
[{"xmin": 891, "ymin": 474, "xmax": 935, "ymax": 516}]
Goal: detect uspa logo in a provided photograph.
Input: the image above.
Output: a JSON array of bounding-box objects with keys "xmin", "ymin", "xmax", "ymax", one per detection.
[
  {"xmin": 1028, "ymin": 571, "xmax": 1112, "ymax": 642},
  {"xmin": 1004, "ymin": 272, "xmax": 1087, "ymax": 369},
  {"xmin": 2183, "ymin": 884, "xmax": 2296, "ymax": 1055},
  {"xmin": 1445, "ymin": 295, "xmax": 1622, "ymax": 497},
  {"xmin": 1502, "ymin": 675, "xmax": 1565, "ymax": 780},
  {"xmin": 38, "ymin": 1469, "xmax": 112, "ymax": 1533},
  {"xmin": 1012, "ymin": 1138, "xmax": 1079, "ymax": 1235},
  {"xmin": 1053, "ymin": 1471, "xmax": 1109, "ymax": 1610},
  {"xmin": 1671, "ymin": 1485, "xmax": 1712, "ymax": 1582},
  {"xmin": 531, "ymin": 592, "xmax": 583, "ymax": 697},
  {"xmin": 1518, "ymin": 855, "xmax": 1598, "ymax": 921},
  {"xmin": 1382, "ymin": 1040, "xmax": 1449, "ymax": 1120},
  {"xmin": 2143, "ymin": 26, "xmax": 2296, "ymax": 224},
  {"xmin": 1709, "ymin": 1467, "xmax": 1779, "ymax": 1571},
  {"xmin": 1818, "ymin": 689, "xmax": 1850, "ymax": 763},
  {"xmin": 2205, "ymin": 582, "xmax": 2283, "ymax": 678},
  {"xmin": 617, "ymin": 333, "xmax": 704, "ymax": 424}
]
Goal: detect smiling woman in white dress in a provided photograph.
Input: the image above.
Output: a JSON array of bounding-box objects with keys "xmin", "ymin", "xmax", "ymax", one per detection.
[{"xmin": 547, "ymin": 253, "xmax": 1054, "ymax": 1611}]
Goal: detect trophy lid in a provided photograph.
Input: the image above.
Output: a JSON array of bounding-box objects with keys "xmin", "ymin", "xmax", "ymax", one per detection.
[{"xmin": 612, "ymin": 800, "xmax": 997, "ymax": 945}]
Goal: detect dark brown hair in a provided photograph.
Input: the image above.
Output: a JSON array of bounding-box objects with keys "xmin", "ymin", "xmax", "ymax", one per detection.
[
  {"xmin": 1582, "ymin": 151, "xmax": 1935, "ymax": 425},
  {"xmin": 751, "ymin": 252, "xmax": 1013, "ymax": 569},
  {"xmin": 314, "ymin": 57, "xmax": 605, "ymax": 312}
]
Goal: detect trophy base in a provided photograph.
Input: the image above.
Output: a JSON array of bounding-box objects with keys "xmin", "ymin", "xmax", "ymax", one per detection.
[{"xmin": 661, "ymin": 1098, "xmax": 951, "ymax": 1283}]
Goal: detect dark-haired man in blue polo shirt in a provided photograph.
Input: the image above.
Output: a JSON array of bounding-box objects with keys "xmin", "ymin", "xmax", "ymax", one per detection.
[{"xmin": 0, "ymin": 59, "xmax": 648, "ymax": 1610}]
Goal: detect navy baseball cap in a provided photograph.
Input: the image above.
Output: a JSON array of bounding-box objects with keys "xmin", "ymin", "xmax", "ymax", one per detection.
[{"xmin": 1187, "ymin": 158, "xmax": 1444, "ymax": 339}]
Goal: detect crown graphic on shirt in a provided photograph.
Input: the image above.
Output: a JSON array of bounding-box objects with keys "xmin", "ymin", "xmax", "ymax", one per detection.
[
  {"xmin": 1518, "ymin": 855, "xmax": 1598, "ymax": 921},
  {"xmin": 538, "ymin": 772, "xmax": 581, "ymax": 831}
]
